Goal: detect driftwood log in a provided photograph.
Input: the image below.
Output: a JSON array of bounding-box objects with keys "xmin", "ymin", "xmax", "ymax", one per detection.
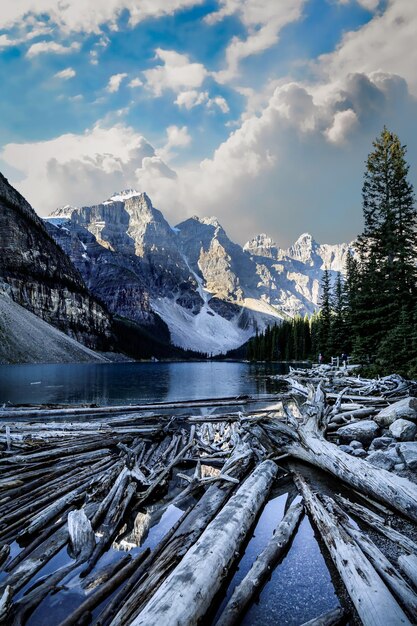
[
  {"xmin": 215, "ymin": 499, "xmax": 304, "ymax": 626},
  {"xmin": 126, "ymin": 461, "xmax": 278, "ymax": 626},
  {"xmin": 294, "ymin": 472, "xmax": 412, "ymax": 626},
  {"xmin": 1, "ymin": 367, "xmax": 417, "ymax": 626},
  {"xmin": 249, "ymin": 383, "xmax": 417, "ymax": 523}
]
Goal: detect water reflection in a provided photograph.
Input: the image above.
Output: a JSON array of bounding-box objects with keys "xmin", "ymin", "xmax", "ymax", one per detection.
[
  {"xmin": 212, "ymin": 484, "xmax": 339, "ymax": 626},
  {"xmin": 0, "ymin": 361, "xmax": 307, "ymax": 406}
]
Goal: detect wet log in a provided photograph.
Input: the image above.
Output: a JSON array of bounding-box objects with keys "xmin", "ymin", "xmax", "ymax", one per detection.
[
  {"xmin": 94, "ymin": 503, "xmax": 197, "ymax": 626},
  {"xmin": 328, "ymin": 497, "xmax": 417, "ymax": 619},
  {"xmin": 68, "ymin": 509, "xmax": 95, "ymax": 561},
  {"xmin": 0, "ymin": 395, "xmax": 266, "ymax": 421},
  {"xmin": 294, "ymin": 472, "xmax": 411, "ymax": 626},
  {"xmin": 257, "ymin": 385, "xmax": 417, "ymax": 523},
  {"xmin": 126, "ymin": 460, "xmax": 278, "ymax": 626},
  {"xmin": 11, "ymin": 561, "xmax": 81, "ymax": 626},
  {"xmin": 56, "ymin": 549, "xmax": 150, "ymax": 626},
  {"xmin": 101, "ymin": 446, "xmax": 254, "ymax": 626},
  {"xmin": 0, "ymin": 586, "xmax": 12, "ymax": 624},
  {"xmin": 0, "ymin": 544, "xmax": 10, "ymax": 569},
  {"xmin": 81, "ymin": 481, "xmax": 136, "ymax": 577},
  {"xmin": 82, "ymin": 554, "xmax": 132, "ymax": 592},
  {"xmin": 398, "ymin": 554, "xmax": 417, "ymax": 589},
  {"xmin": 1, "ymin": 502, "xmax": 98, "ymax": 596},
  {"xmin": 300, "ymin": 606, "xmax": 347, "ymax": 626},
  {"xmin": 334, "ymin": 495, "xmax": 417, "ymax": 555},
  {"xmin": 215, "ymin": 499, "xmax": 304, "ymax": 626}
]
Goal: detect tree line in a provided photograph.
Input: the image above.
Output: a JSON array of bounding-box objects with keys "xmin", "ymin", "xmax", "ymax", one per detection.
[{"xmin": 248, "ymin": 128, "xmax": 417, "ymax": 378}]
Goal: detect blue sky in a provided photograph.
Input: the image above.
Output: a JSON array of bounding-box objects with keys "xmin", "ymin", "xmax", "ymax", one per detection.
[{"xmin": 0, "ymin": 0, "xmax": 416, "ymax": 246}]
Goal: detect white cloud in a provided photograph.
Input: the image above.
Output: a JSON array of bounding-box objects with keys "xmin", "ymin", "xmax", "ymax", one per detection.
[
  {"xmin": 208, "ymin": 96, "xmax": 230, "ymax": 113},
  {"xmin": 128, "ymin": 77, "xmax": 143, "ymax": 88},
  {"xmin": 206, "ymin": 0, "xmax": 306, "ymax": 82},
  {"xmin": 107, "ymin": 72, "xmax": 128, "ymax": 93},
  {"xmin": 144, "ymin": 48, "xmax": 208, "ymax": 96},
  {"xmin": 175, "ymin": 90, "xmax": 209, "ymax": 109},
  {"xmin": 165, "ymin": 125, "xmax": 191, "ymax": 148},
  {"xmin": 54, "ymin": 67, "xmax": 76, "ymax": 80},
  {"xmin": 0, "ymin": 34, "xmax": 17, "ymax": 49},
  {"xmin": 2, "ymin": 0, "xmax": 416, "ymax": 250},
  {"xmin": 2, "ymin": 61, "xmax": 415, "ymax": 248},
  {"xmin": 26, "ymin": 40, "xmax": 80, "ymax": 58},
  {"xmin": 158, "ymin": 125, "xmax": 192, "ymax": 161},
  {"xmin": 325, "ymin": 109, "xmax": 358, "ymax": 144},
  {"xmin": 338, "ymin": 0, "xmax": 380, "ymax": 10},
  {"xmin": 319, "ymin": 0, "xmax": 417, "ymax": 95},
  {"xmin": 0, "ymin": 1, "xmax": 204, "ymax": 35},
  {"xmin": 175, "ymin": 90, "xmax": 230, "ymax": 113},
  {"xmin": 0, "ymin": 23, "xmax": 52, "ymax": 49},
  {"xmin": 0, "ymin": 123, "xmax": 158, "ymax": 212}
]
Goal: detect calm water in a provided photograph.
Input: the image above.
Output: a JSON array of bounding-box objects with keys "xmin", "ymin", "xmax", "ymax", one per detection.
[
  {"xmin": 212, "ymin": 486, "xmax": 339, "ymax": 626},
  {"xmin": 0, "ymin": 361, "xmax": 307, "ymax": 406}
]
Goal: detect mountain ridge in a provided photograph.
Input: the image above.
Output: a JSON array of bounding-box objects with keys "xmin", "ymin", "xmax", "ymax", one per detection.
[{"xmin": 46, "ymin": 190, "xmax": 352, "ymax": 354}]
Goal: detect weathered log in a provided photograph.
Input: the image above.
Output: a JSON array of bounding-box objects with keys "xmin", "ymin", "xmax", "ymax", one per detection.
[
  {"xmin": 293, "ymin": 471, "xmax": 411, "ymax": 626},
  {"xmin": 300, "ymin": 606, "xmax": 347, "ymax": 626},
  {"xmin": 68, "ymin": 509, "xmax": 95, "ymax": 561},
  {"xmin": 81, "ymin": 481, "xmax": 136, "ymax": 577},
  {"xmin": 56, "ymin": 549, "xmax": 150, "ymax": 626},
  {"xmin": 90, "ymin": 464, "xmax": 128, "ymax": 529},
  {"xmin": 257, "ymin": 385, "xmax": 417, "ymax": 523},
  {"xmin": 0, "ymin": 395, "xmax": 269, "ymax": 421},
  {"xmin": 215, "ymin": 499, "xmax": 304, "ymax": 626},
  {"xmin": 100, "ymin": 446, "xmax": 254, "ymax": 626},
  {"xmin": 334, "ymin": 495, "xmax": 417, "ymax": 555},
  {"xmin": 398, "ymin": 554, "xmax": 417, "ymax": 589},
  {"xmin": 328, "ymin": 497, "xmax": 417, "ymax": 619},
  {"xmin": 0, "ymin": 586, "xmax": 12, "ymax": 624},
  {"xmin": 126, "ymin": 460, "xmax": 278, "ymax": 626},
  {"xmin": 0, "ymin": 544, "xmax": 10, "ymax": 569}
]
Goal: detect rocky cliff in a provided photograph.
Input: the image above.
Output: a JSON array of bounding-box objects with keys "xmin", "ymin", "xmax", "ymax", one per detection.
[
  {"xmin": 244, "ymin": 232, "xmax": 352, "ymax": 317},
  {"xmin": 46, "ymin": 190, "xmax": 351, "ymax": 354},
  {"xmin": 0, "ymin": 173, "xmax": 112, "ymax": 350}
]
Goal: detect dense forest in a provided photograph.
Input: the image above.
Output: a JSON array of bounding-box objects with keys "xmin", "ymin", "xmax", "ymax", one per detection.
[{"xmin": 248, "ymin": 128, "xmax": 417, "ymax": 378}]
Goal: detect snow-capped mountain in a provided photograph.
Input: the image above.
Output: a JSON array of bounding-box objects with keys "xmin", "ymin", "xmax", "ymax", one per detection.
[
  {"xmin": 45, "ymin": 191, "xmax": 352, "ymax": 354},
  {"xmin": 244, "ymin": 232, "xmax": 352, "ymax": 317}
]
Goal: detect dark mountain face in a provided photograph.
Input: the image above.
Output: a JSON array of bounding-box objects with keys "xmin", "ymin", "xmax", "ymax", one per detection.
[
  {"xmin": 46, "ymin": 192, "xmax": 203, "ymax": 328},
  {"xmin": 0, "ymin": 172, "xmax": 112, "ymax": 350}
]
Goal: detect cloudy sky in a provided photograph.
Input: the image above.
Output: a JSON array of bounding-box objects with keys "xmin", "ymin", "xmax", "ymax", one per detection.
[{"xmin": 0, "ymin": 0, "xmax": 416, "ymax": 246}]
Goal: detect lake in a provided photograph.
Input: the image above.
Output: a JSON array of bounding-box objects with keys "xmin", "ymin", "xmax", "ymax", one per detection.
[{"xmin": 0, "ymin": 360, "xmax": 309, "ymax": 406}]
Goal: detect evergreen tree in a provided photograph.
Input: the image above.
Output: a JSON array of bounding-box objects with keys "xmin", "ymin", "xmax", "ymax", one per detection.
[
  {"xmin": 318, "ymin": 269, "xmax": 332, "ymax": 359},
  {"xmin": 344, "ymin": 250, "xmax": 359, "ymax": 353},
  {"xmin": 357, "ymin": 127, "xmax": 417, "ymax": 334},
  {"xmin": 329, "ymin": 272, "xmax": 347, "ymax": 356}
]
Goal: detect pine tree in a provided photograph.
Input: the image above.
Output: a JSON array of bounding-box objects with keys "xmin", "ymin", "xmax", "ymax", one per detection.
[
  {"xmin": 329, "ymin": 272, "xmax": 347, "ymax": 357},
  {"xmin": 344, "ymin": 250, "xmax": 359, "ymax": 353},
  {"xmin": 318, "ymin": 269, "xmax": 332, "ymax": 360},
  {"xmin": 357, "ymin": 127, "xmax": 417, "ymax": 333}
]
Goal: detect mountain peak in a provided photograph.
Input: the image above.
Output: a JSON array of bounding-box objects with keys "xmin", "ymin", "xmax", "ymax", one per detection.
[
  {"xmin": 106, "ymin": 189, "xmax": 141, "ymax": 203},
  {"xmin": 50, "ymin": 205, "xmax": 78, "ymax": 218},
  {"xmin": 294, "ymin": 232, "xmax": 315, "ymax": 244},
  {"xmin": 243, "ymin": 233, "xmax": 278, "ymax": 259},
  {"xmin": 199, "ymin": 216, "xmax": 221, "ymax": 228}
]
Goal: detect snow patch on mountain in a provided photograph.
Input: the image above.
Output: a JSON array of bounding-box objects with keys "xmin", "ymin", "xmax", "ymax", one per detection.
[
  {"xmin": 105, "ymin": 189, "xmax": 141, "ymax": 203},
  {"xmin": 45, "ymin": 190, "xmax": 351, "ymax": 355},
  {"xmin": 151, "ymin": 297, "xmax": 253, "ymax": 355}
]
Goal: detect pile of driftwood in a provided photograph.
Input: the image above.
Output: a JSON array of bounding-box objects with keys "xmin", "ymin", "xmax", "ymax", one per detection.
[{"xmin": 1, "ymin": 380, "xmax": 417, "ymax": 626}]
